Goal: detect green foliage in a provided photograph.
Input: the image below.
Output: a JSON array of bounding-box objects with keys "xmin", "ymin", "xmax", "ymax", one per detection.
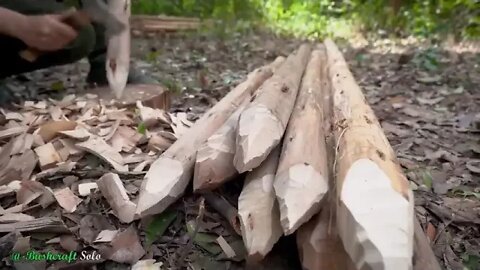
[
  {"xmin": 131, "ymin": 0, "xmax": 480, "ymax": 40},
  {"xmin": 145, "ymin": 211, "xmax": 177, "ymax": 246}
]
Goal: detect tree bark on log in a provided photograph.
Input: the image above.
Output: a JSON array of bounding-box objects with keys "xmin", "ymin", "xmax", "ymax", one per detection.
[
  {"xmin": 274, "ymin": 48, "xmax": 329, "ymax": 235},
  {"xmin": 135, "ymin": 57, "xmax": 285, "ymax": 218},
  {"xmin": 106, "ymin": 0, "xmax": 131, "ymax": 99},
  {"xmin": 238, "ymin": 147, "xmax": 283, "ymax": 262},
  {"xmin": 413, "ymin": 218, "xmax": 442, "ymax": 270},
  {"xmin": 324, "ymin": 38, "xmax": 414, "ymax": 270},
  {"xmin": 296, "ymin": 205, "xmax": 356, "ymax": 270},
  {"xmin": 234, "ymin": 44, "xmax": 312, "ymax": 173}
]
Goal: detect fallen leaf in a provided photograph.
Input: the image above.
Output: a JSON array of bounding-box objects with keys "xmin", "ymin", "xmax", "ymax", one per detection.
[
  {"xmin": 94, "ymin": 229, "xmax": 118, "ymax": 243},
  {"xmin": 145, "ymin": 211, "xmax": 177, "ymax": 245},
  {"xmin": 38, "ymin": 121, "xmax": 77, "ymax": 142},
  {"xmin": 131, "ymin": 259, "xmax": 163, "ymax": 270},
  {"xmin": 101, "ymin": 226, "xmax": 145, "ymax": 264},
  {"xmin": 416, "ymin": 74, "xmax": 441, "ymax": 83},
  {"xmin": 466, "ymin": 160, "xmax": 480, "ymax": 174},
  {"xmin": 60, "ymin": 235, "xmax": 81, "ymax": 252}
]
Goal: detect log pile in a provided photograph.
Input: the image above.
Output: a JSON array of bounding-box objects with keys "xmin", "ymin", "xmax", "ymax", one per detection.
[
  {"xmin": 131, "ymin": 15, "xmax": 212, "ymax": 33},
  {"xmin": 134, "ymin": 40, "xmax": 440, "ymax": 268},
  {"xmin": 0, "ymin": 39, "xmax": 441, "ymax": 269}
]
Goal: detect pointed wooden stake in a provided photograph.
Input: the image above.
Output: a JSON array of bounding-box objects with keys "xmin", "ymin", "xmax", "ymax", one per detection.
[
  {"xmin": 296, "ymin": 205, "xmax": 356, "ymax": 270},
  {"xmin": 135, "ymin": 57, "xmax": 285, "ymax": 217},
  {"xmin": 193, "ymin": 103, "xmax": 246, "ymax": 192},
  {"xmin": 106, "ymin": 0, "xmax": 131, "ymax": 98},
  {"xmin": 325, "ymin": 38, "xmax": 414, "ymax": 270},
  {"xmin": 238, "ymin": 148, "xmax": 283, "ymax": 261},
  {"xmin": 234, "ymin": 44, "xmax": 311, "ymax": 173},
  {"xmin": 274, "ymin": 48, "xmax": 329, "ymax": 235},
  {"xmin": 413, "ymin": 218, "xmax": 441, "ymax": 270}
]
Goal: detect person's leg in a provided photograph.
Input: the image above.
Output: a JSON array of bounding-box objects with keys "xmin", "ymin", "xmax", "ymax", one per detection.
[{"xmin": 0, "ymin": 0, "xmax": 95, "ymax": 79}]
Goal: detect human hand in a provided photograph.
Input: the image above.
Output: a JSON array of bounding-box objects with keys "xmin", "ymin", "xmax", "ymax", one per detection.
[{"xmin": 17, "ymin": 13, "xmax": 78, "ymax": 51}]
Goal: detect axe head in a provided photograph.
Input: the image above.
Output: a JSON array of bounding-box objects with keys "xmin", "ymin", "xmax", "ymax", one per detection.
[{"xmin": 80, "ymin": 0, "xmax": 125, "ymax": 38}]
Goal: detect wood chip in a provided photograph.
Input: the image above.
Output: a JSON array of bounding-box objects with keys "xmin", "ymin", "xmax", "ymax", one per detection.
[
  {"xmin": 76, "ymin": 137, "xmax": 128, "ymax": 172},
  {"xmin": 38, "ymin": 120, "xmax": 77, "ymax": 142},
  {"xmin": 216, "ymin": 235, "xmax": 236, "ymax": 258},
  {"xmin": 16, "ymin": 180, "xmax": 45, "ymax": 205},
  {"xmin": 0, "ymin": 217, "xmax": 69, "ymax": 233},
  {"xmin": 54, "ymin": 187, "xmax": 82, "ymax": 213},
  {"xmin": 78, "ymin": 182, "xmax": 98, "ymax": 196},
  {"xmin": 59, "ymin": 128, "xmax": 92, "ymax": 141},
  {"xmin": 97, "ymin": 173, "xmax": 136, "ymax": 223},
  {"xmin": 0, "ymin": 213, "xmax": 35, "ymax": 223},
  {"xmin": 34, "ymin": 143, "xmax": 62, "ymax": 170},
  {"xmin": 0, "ymin": 126, "xmax": 28, "ymax": 140}
]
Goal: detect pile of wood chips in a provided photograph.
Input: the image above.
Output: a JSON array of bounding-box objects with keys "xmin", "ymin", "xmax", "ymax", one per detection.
[{"xmin": 0, "ymin": 39, "xmax": 441, "ymax": 270}]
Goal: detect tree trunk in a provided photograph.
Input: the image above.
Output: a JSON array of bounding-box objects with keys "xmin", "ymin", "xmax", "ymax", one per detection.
[
  {"xmin": 324, "ymin": 38, "xmax": 414, "ymax": 270},
  {"xmin": 135, "ymin": 57, "xmax": 285, "ymax": 218},
  {"xmin": 234, "ymin": 44, "xmax": 312, "ymax": 173},
  {"xmin": 274, "ymin": 48, "xmax": 329, "ymax": 235}
]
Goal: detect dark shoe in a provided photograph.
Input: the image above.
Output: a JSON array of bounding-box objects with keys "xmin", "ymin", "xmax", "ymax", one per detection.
[{"xmin": 86, "ymin": 64, "xmax": 159, "ymax": 86}]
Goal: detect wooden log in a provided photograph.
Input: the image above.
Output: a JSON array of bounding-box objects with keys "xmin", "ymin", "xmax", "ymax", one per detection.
[
  {"xmin": 193, "ymin": 103, "xmax": 247, "ymax": 192},
  {"xmin": 106, "ymin": 0, "xmax": 131, "ymax": 99},
  {"xmin": 0, "ymin": 217, "xmax": 69, "ymax": 233},
  {"xmin": 325, "ymin": 38, "xmax": 414, "ymax": 270},
  {"xmin": 234, "ymin": 44, "xmax": 311, "ymax": 173},
  {"xmin": 413, "ymin": 218, "xmax": 441, "ymax": 270},
  {"xmin": 238, "ymin": 148, "xmax": 283, "ymax": 261},
  {"xmin": 135, "ymin": 57, "xmax": 286, "ymax": 217},
  {"xmin": 274, "ymin": 48, "xmax": 329, "ymax": 235},
  {"xmin": 296, "ymin": 205, "xmax": 356, "ymax": 270}
]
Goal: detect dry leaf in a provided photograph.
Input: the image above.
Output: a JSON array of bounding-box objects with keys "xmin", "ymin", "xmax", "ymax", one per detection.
[{"xmin": 102, "ymin": 226, "xmax": 145, "ymax": 264}]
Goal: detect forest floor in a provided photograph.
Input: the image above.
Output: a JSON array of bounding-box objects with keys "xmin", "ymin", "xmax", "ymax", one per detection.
[{"xmin": 0, "ymin": 30, "xmax": 479, "ymax": 270}]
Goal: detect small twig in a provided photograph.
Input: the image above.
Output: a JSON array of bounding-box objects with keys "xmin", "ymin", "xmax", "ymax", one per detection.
[
  {"xmin": 176, "ymin": 197, "xmax": 205, "ymax": 268},
  {"xmin": 203, "ymin": 191, "xmax": 241, "ymax": 235}
]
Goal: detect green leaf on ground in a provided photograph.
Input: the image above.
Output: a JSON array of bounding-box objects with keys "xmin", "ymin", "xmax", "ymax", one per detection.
[
  {"xmin": 51, "ymin": 81, "xmax": 64, "ymax": 91},
  {"xmin": 137, "ymin": 122, "xmax": 147, "ymax": 135},
  {"xmin": 462, "ymin": 253, "xmax": 480, "ymax": 270},
  {"xmin": 186, "ymin": 221, "xmax": 222, "ymax": 255},
  {"xmin": 421, "ymin": 170, "xmax": 433, "ymax": 189},
  {"xmin": 145, "ymin": 211, "xmax": 177, "ymax": 246}
]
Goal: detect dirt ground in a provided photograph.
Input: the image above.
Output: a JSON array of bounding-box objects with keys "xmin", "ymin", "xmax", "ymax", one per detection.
[{"xmin": 0, "ymin": 30, "xmax": 479, "ymax": 269}]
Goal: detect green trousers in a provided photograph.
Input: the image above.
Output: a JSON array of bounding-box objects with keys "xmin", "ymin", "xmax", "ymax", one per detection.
[{"xmin": 0, "ymin": 0, "xmax": 106, "ymax": 80}]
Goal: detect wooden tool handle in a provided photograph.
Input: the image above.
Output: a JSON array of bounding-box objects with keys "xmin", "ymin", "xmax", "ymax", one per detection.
[{"xmin": 19, "ymin": 9, "xmax": 90, "ymax": 62}]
